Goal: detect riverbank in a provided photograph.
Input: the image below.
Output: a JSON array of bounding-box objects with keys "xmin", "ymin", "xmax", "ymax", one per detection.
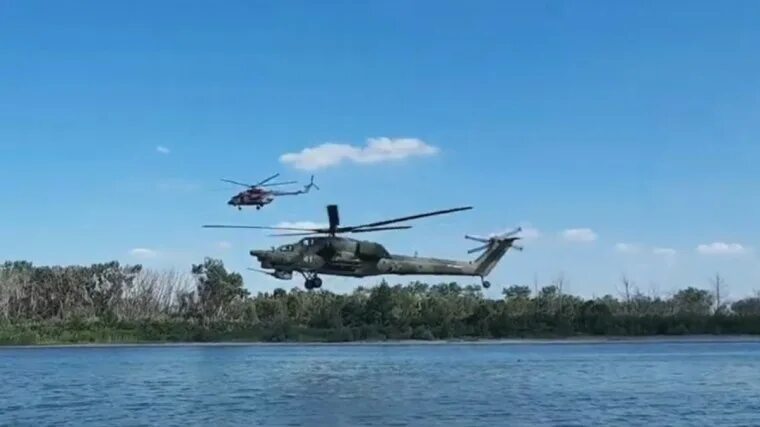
[
  {"xmin": 5, "ymin": 259, "xmax": 760, "ymax": 347},
  {"xmin": 3, "ymin": 315, "xmax": 760, "ymax": 347},
  {"xmin": 3, "ymin": 333, "xmax": 760, "ymax": 349}
]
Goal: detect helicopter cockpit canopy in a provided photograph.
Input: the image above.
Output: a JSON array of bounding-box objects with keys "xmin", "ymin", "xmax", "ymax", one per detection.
[{"xmin": 277, "ymin": 244, "xmax": 295, "ymax": 252}]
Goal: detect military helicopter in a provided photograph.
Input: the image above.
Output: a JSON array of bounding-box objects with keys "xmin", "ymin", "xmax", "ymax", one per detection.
[
  {"xmin": 203, "ymin": 204, "xmax": 523, "ymax": 290},
  {"xmin": 222, "ymin": 173, "xmax": 318, "ymax": 210}
]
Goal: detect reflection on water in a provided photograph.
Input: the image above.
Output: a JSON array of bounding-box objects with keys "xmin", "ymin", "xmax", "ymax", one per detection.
[{"xmin": 2, "ymin": 342, "xmax": 760, "ymax": 426}]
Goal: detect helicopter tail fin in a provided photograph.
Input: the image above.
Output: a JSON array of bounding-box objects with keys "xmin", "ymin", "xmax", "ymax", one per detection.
[{"xmin": 466, "ymin": 227, "xmax": 523, "ymax": 277}]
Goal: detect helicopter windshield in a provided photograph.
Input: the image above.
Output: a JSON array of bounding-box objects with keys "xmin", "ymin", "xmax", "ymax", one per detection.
[{"xmin": 277, "ymin": 244, "xmax": 295, "ymax": 252}]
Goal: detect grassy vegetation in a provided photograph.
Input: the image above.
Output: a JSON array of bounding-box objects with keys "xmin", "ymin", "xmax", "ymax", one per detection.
[{"xmin": 2, "ymin": 259, "xmax": 760, "ymax": 345}]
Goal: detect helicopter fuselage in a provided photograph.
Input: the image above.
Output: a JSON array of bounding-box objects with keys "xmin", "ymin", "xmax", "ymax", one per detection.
[
  {"xmin": 250, "ymin": 235, "xmax": 512, "ymax": 287},
  {"xmin": 229, "ymin": 188, "xmax": 274, "ymax": 208},
  {"xmin": 205, "ymin": 203, "xmax": 518, "ymax": 290}
]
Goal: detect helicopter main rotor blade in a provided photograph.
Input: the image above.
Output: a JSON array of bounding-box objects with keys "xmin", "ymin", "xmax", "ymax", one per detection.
[
  {"xmin": 203, "ymin": 225, "xmax": 323, "ymax": 231},
  {"xmin": 208, "ymin": 204, "xmax": 471, "ymax": 236},
  {"xmin": 221, "ymin": 178, "xmax": 255, "ymax": 188},
  {"xmin": 260, "ymin": 181, "xmax": 298, "ymax": 187},
  {"xmin": 349, "ymin": 225, "xmax": 412, "ymax": 233},
  {"xmin": 255, "ymin": 173, "xmax": 280, "ymax": 187},
  {"xmin": 267, "ymin": 225, "xmax": 413, "ymax": 237},
  {"xmin": 341, "ymin": 206, "xmax": 472, "ymax": 232},
  {"xmin": 465, "ymin": 234, "xmax": 490, "ymax": 243}
]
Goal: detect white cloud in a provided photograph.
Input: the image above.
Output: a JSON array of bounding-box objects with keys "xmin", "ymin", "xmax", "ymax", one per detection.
[
  {"xmin": 217, "ymin": 241, "xmax": 232, "ymax": 250},
  {"xmin": 279, "ymin": 137, "xmax": 439, "ymax": 170},
  {"xmin": 156, "ymin": 145, "xmax": 170, "ymax": 155},
  {"xmin": 561, "ymin": 228, "xmax": 597, "ymax": 243},
  {"xmin": 276, "ymin": 221, "xmax": 328, "ymax": 230},
  {"xmin": 615, "ymin": 243, "xmax": 640, "ymax": 253},
  {"xmin": 653, "ymin": 247, "xmax": 677, "ymax": 257},
  {"xmin": 696, "ymin": 242, "xmax": 748, "ymax": 256},
  {"xmin": 129, "ymin": 248, "xmax": 159, "ymax": 259},
  {"xmin": 520, "ymin": 226, "xmax": 541, "ymax": 241}
]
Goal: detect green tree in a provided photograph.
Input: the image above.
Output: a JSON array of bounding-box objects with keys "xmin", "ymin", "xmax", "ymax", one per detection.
[
  {"xmin": 671, "ymin": 287, "xmax": 714, "ymax": 316},
  {"xmin": 191, "ymin": 258, "xmax": 249, "ymax": 321},
  {"xmin": 732, "ymin": 297, "xmax": 760, "ymax": 316}
]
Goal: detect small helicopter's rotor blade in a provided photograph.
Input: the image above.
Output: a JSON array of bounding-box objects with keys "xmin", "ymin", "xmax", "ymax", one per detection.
[
  {"xmin": 467, "ymin": 243, "xmax": 490, "ymax": 254},
  {"xmin": 268, "ymin": 232, "xmax": 323, "ymax": 237},
  {"xmin": 255, "ymin": 173, "xmax": 280, "ymax": 187},
  {"xmin": 221, "ymin": 178, "xmax": 255, "ymax": 188},
  {"xmin": 349, "ymin": 226, "xmax": 412, "ymax": 233},
  {"xmin": 465, "ymin": 234, "xmax": 490, "ymax": 243},
  {"xmin": 260, "ymin": 181, "xmax": 298, "ymax": 187},
  {"xmin": 327, "ymin": 204, "xmax": 340, "ymax": 232},
  {"xmin": 341, "ymin": 206, "xmax": 472, "ymax": 232}
]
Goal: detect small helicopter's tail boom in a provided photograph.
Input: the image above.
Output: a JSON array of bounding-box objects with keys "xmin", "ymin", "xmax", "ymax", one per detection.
[{"xmin": 270, "ymin": 175, "xmax": 319, "ymax": 196}]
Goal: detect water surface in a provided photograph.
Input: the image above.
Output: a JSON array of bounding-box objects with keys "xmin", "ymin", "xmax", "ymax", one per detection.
[{"xmin": 2, "ymin": 341, "xmax": 760, "ymax": 426}]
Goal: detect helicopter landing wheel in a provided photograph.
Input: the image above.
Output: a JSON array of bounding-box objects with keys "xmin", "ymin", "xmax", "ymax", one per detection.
[
  {"xmin": 304, "ymin": 278, "xmax": 322, "ymax": 290},
  {"xmin": 480, "ymin": 277, "xmax": 491, "ymax": 289},
  {"xmin": 303, "ymin": 273, "xmax": 322, "ymax": 290},
  {"xmin": 256, "ymin": 206, "xmax": 261, "ymax": 210}
]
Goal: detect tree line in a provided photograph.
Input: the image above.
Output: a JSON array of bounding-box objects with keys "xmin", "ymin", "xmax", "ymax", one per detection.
[{"xmin": 2, "ymin": 258, "xmax": 760, "ymax": 344}]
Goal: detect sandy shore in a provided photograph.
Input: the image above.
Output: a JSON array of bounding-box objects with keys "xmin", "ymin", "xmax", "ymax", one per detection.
[{"xmin": 2, "ymin": 335, "xmax": 760, "ymax": 349}]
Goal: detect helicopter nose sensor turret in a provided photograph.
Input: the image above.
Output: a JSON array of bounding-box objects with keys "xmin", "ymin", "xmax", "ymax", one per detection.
[{"xmin": 250, "ymin": 250, "xmax": 266, "ymax": 258}]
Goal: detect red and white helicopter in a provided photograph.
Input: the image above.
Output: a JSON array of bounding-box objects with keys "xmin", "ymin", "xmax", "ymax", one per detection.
[{"xmin": 223, "ymin": 173, "xmax": 318, "ymax": 210}]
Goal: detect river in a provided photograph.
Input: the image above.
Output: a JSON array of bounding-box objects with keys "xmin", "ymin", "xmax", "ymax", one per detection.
[{"xmin": 2, "ymin": 340, "xmax": 760, "ymax": 426}]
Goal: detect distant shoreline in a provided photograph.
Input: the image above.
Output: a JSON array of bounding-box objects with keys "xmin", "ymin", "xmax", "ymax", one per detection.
[{"xmin": 3, "ymin": 335, "xmax": 760, "ymax": 350}]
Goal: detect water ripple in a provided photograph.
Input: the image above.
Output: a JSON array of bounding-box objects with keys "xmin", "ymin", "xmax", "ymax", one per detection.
[{"xmin": 2, "ymin": 342, "xmax": 760, "ymax": 426}]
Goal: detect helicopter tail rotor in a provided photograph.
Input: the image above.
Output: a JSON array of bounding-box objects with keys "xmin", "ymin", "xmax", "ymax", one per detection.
[
  {"xmin": 304, "ymin": 175, "xmax": 319, "ymax": 192},
  {"xmin": 466, "ymin": 227, "xmax": 524, "ymax": 254},
  {"xmin": 467, "ymin": 227, "xmax": 524, "ymax": 277}
]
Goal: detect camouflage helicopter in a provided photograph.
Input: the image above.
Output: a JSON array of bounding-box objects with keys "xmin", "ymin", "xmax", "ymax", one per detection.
[
  {"xmin": 222, "ymin": 173, "xmax": 318, "ymax": 210},
  {"xmin": 203, "ymin": 204, "xmax": 523, "ymax": 290}
]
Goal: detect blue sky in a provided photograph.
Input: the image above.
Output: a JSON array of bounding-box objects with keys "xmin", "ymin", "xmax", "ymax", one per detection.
[{"xmin": 2, "ymin": 1, "xmax": 759, "ymax": 298}]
